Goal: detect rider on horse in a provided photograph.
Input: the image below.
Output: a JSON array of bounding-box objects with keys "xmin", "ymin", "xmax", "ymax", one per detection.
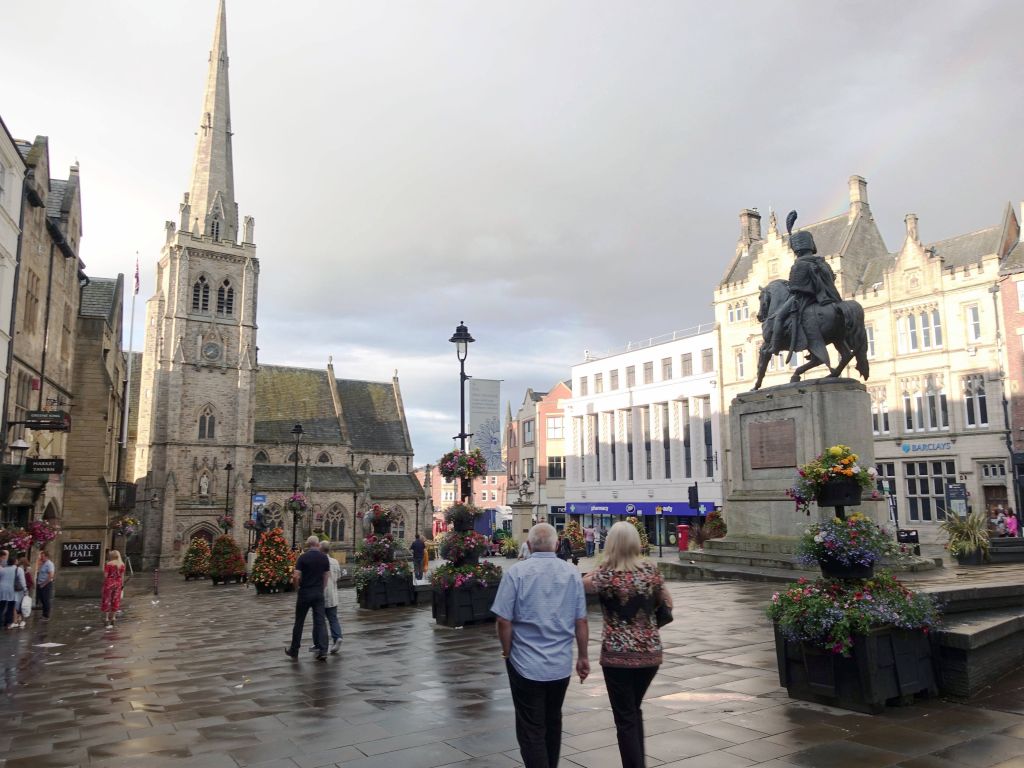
[{"xmin": 769, "ymin": 230, "xmax": 842, "ymax": 366}]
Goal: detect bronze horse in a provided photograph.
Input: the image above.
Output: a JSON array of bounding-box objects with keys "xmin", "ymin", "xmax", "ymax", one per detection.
[{"xmin": 752, "ymin": 279, "xmax": 870, "ymax": 390}]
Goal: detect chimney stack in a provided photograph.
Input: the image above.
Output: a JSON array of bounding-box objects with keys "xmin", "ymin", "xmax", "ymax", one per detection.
[
  {"xmin": 848, "ymin": 175, "xmax": 869, "ymax": 221},
  {"xmin": 738, "ymin": 209, "xmax": 762, "ymax": 246}
]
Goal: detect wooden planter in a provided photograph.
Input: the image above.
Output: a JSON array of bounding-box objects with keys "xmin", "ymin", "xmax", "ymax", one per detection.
[
  {"xmin": 357, "ymin": 575, "xmax": 415, "ymax": 609},
  {"xmin": 432, "ymin": 583, "xmax": 500, "ymax": 627},
  {"xmin": 774, "ymin": 623, "xmax": 936, "ymax": 714},
  {"xmin": 210, "ymin": 573, "xmax": 248, "ymax": 585},
  {"xmin": 816, "ymin": 478, "xmax": 863, "ymax": 509},
  {"xmin": 182, "ymin": 572, "xmax": 208, "ymax": 581}
]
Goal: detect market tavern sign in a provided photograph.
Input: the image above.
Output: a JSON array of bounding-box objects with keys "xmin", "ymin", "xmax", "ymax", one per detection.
[
  {"xmin": 25, "ymin": 458, "xmax": 64, "ymax": 474},
  {"xmin": 60, "ymin": 541, "xmax": 102, "ymax": 568},
  {"xmin": 748, "ymin": 419, "xmax": 797, "ymax": 469}
]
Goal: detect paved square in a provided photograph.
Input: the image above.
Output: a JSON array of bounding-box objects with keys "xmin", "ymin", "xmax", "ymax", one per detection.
[{"xmin": 2, "ymin": 573, "xmax": 1023, "ymax": 767}]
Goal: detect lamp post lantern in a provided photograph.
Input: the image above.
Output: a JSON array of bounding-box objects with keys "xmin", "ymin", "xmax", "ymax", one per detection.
[
  {"xmin": 449, "ymin": 321, "xmax": 475, "ymax": 502},
  {"xmin": 291, "ymin": 423, "xmax": 303, "ymax": 548}
]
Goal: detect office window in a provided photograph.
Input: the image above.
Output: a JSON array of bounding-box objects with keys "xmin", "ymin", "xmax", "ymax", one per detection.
[
  {"xmin": 23, "ymin": 270, "xmax": 40, "ymax": 333},
  {"xmin": 661, "ymin": 357, "xmax": 672, "ymax": 380},
  {"xmin": 608, "ymin": 412, "xmax": 617, "ymax": 481},
  {"xmin": 640, "ymin": 406, "xmax": 652, "ymax": 480},
  {"xmin": 963, "ymin": 374, "xmax": 988, "ymax": 428},
  {"xmin": 966, "ymin": 304, "xmax": 981, "ymax": 343},
  {"xmin": 523, "ymin": 419, "xmax": 535, "ymax": 444},
  {"xmin": 626, "ymin": 366, "xmax": 636, "ymax": 387},
  {"xmin": 897, "ymin": 308, "xmax": 943, "ymax": 352},
  {"xmin": 623, "ymin": 409, "xmax": 634, "ymax": 481},
  {"xmin": 866, "ymin": 324, "xmax": 875, "ymax": 358},
  {"xmin": 610, "ymin": 369, "xmax": 619, "ymax": 390},
  {"xmin": 546, "ymin": 416, "xmax": 563, "ymax": 439},
  {"xmin": 547, "ymin": 455, "xmax": 565, "ymax": 479},
  {"xmin": 660, "ymin": 402, "xmax": 671, "ymax": 480},
  {"xmin": 905, "ymin": 460, "xmax": 956, "ymax": 522},
  {"xmin": 594, "ymin": 373, "xmax": 603, "ymax": 394},
  {"xmin": 701, "ymin": 348, "xmax": 714, "ymax": 373},
  {"xmin": 680, "ymin": 353, "xmax": 692, "ymax": 377},
  {"xmin": 578, "ymin": 376, "xmax": 588, "ymax": 396},
  {"xmin": 875, "ymin": 462, "xmax": 896, "ymax": 497},
  {"xmin": 870, "ymin": 389, "xmax": 890, "ymax": 435},
  {"xmin": 681, "ymin": 398, "xmax": 692, "ymax": 477},
  {"xmin": 981, "ymin": 462, "xmax": 1006, "ymax": 478},
  {"xmin": 701, "ymin": 396, "xmax": 714, "ymax": 477},
  {"xmin": 575, "ymin": 416, "xmax": 585, "ymax": 482},
  {"xmin": 728, "ymin": 305, "xmax": 735, "ymax": 323},
  {"xmin": 643, "ymin": 362, "xmax": 654, "ymax": 385},
  {"xmin": 735, "ymin": 348, "xmax": 745, "ymax": 379},
  {"xmin": 523, "ymin": 457, "xmax": 534, "ymax": 480}
]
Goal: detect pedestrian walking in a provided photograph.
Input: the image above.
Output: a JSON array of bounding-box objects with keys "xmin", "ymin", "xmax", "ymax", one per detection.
[
  {"xmin": 1, "ymin": 551, "xmax": 25, "ymax": 629},
  {"xmin": 492, "ymin": 523, "xmax": 589, "ymax": 768},
  {"xmin": 583, "ymin": 521, "xmax": 672, "ymax": 768},
  {"xmin": 319, "ymin": 540, "xmax": 343, "ymax": 653},
  {"xmin": 410, "ymin": 534, "xmax": 426, "ymax": 581},
  {"xmin": 35, "ymin": 549, "xmax": 55, "ymax": 620},
  {"xmin": 1007, "ymin": 511, "xmax": 1019, "ymax": 538},
  {"xmin": 996, "ymin": 510, "xmax": 1008, "ymax": 538},
  {"xmin": 101, "ymin": 550, "xmax": 126, "ymax": 629},
  {"xmin": 518, "ymin": 539, "xmax": 530, "ymax": 560},
  {"xmin": 286, "ymin": 535, "xmax": 330, "ymax": 661},
  {"xmin": 584, "ymin": 525, "xmax": 596, "ymax": 558},
  {"xmin": 13, "ymin": 555, "xmax": 32, "ymax": 627},
  {"xmin": 556, "ymin": 535, "xmax": 572, "ymax": 561}
]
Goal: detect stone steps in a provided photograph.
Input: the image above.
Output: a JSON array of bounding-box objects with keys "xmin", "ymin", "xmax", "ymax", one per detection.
[{"xmin": 687, "ymin": 548, "xmax": 817, "ymax": 571}]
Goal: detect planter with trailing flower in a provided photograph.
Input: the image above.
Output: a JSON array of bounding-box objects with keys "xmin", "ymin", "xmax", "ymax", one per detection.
[
  {"xmin": 767, "ymin": 571, "xmax": 940, "ymax": 713},
  {"xmin": 787, "ymin": 444, "xmax": 881, "ymax": 519},
  {"xmin": 432, "ymin": 500, "xmax": 502, "ymax": 626},
  {"xmin": 365, "ymin": 503, "xmax": 394, "ymax": 535},
  {"xmin": 795, "ymin": 513, "xmax": 904, "ymax": 580},
  {"xmin": 355, "ymin": 507, "xmax": 414, "ymax": 608},
  {"xmin": 941, "ymin": 511, "xmax": 990, "ymax": 566},
  {"xmin": 209, "ymin": 534, "xmax": 248, "ymax": 585}
]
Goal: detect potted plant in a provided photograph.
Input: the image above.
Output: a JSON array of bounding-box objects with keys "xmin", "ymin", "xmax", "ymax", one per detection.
[
  {"xmin": 767, "ymin": 571, "xmax": 940, "ymax": 713},
  {"xmin": 216, "ymin": 514, "xmax": 234, "ymax": 533},
  {"xmin": 109, "ymin": 515, "xmax": 141, "ymax": 539},
  {"xmin": 432, "ymin": 502, "xmax": 503, "ymax": 626},
  {"xmin": 704, "ymin": 510, "xmax": 727, "ymax": 539},
  {"xmin": 355, "ymin": 524, "xmax": 414, "ymax": 609},
  {"xmin": 500, "ymin": 538, "xmax": 519, "ymax": 559},
  {"xmin": 940, "ymin": 510, "xmax": 990, "ymax": 565},
  {"xmin": 180, "ymin": 537, "xmax": 211, "ymax": 580},
  {"xmin": 365, "ymin": 503, "xmax": 394, "ymax": 535},
  {"xmin": 626, "ymin": 516, "xmax": 650, "ymax": 555},
  {"xmin": 439, "ymin": 530, "xmax": 490, "ymax": 564},
  {"xmin": 795, "ymin": 512, "xmax": 904, "ymax": 580},
  {"xmin": 787, "ymin": 445, "xmax": 881, "ymax": 516},
  {"xmin": 563, "ymin": 520, "xmax": 587, "ymax": 558},
  {"xmin": 208, "ymin": 534, "xmax": 247, "ymax": 584},
  {"xmin": 444, "ymin": 502, "xmax": 483, "ymax": 533},
  {"xmin": 251, "ymin": 528, "xmax": 294, "ymax": 593},
  {"xmin": 438, "ymin": 448, "xmax": 487, "ymax": 482}
]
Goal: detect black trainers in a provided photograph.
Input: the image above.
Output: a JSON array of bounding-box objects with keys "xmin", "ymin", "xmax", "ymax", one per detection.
[
  {"xmin": 285, "ymin": 647, "xmax": 299, "ymax": 659},
  {"xmin": 315, "ymin": 652, "xmax": 327, "ymax": 662}
]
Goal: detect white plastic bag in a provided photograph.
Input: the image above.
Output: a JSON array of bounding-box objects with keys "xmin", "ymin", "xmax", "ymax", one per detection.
[{"xmin": 20, "ymin": 595, "xmax": 32, "ymax": 617}]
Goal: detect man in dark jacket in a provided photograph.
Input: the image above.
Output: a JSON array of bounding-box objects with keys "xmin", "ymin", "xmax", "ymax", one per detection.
[{"xmin": 410, "ymin": 534, "xmax": 426, "ymax": 580}]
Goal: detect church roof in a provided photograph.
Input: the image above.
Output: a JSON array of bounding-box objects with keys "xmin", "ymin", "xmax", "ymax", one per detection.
[
  {"xmin": 252, "ymin": 464, "xmax": 359, "ymax": 492},
  {"xmin": 254, "ymin": 365, "xmax": 343, "ymax": 443},
  {"xmin": 335, "ymin": 378, "xmax": 411, "ymax": 454},
  {"xmin": 79, "ymin": 277, "xmax": 119, "ymax": 320},
  {"xmin": 368, "ymin": 474, "xmax": 424, "ymax": 499},
  {"xmin": 927, "ymin": 226, "xmax": 1002, "ymax": 268}
]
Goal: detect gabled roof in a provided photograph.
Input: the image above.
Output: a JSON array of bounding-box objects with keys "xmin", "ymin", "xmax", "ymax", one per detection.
[
  {"xmin": 254, "ymin": 365, "xmax": 343, "ymax": 443},
  {"xmin": 79, "ymin": 276, "xmax": 119, "ymax": 321},
  {"xmin": 252, "ymin": 464, "xmax": 359, "ymax": 492},
  {"xmin": 928, "ymin": 226, "xmax": 1002, "ymax": 268},
  {"xmin": 335, "ymin": 378, "xmax": 411, "ymax": 454},
  {"xmin": 45, "ymin": 179, "xmax": 67, "ymax": 220},
  {"xmin": 1002, "ymin": 241, "xmax": 1024, "ymax": 274}
]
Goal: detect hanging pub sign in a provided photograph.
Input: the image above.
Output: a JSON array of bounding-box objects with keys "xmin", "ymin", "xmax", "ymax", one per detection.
[
  {"xmin": 25, "ymin": 457, "xmax": 64, "ymax": 474},
  {"xmin": 25, "ymin": 410, "xmax": 71, "ymax": 432}
]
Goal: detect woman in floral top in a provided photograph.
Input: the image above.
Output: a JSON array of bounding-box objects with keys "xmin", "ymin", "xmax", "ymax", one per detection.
[{"xmin": 583, "ymin": 521, "xmax": 672, "ymax": 768}]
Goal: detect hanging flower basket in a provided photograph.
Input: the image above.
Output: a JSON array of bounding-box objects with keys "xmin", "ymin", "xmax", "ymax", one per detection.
[
  {"xmin": 216, "ymin": 514, "xmax": 234, "ymax": 532},
  {"xmin": 365, "ymin": 504, "xmax": 393, "ymax": 534},
  {"xmin": 28, "ymin": 519, "xmax": 61, "ymax": 547},
  {"xmin": 444, "ymin": 503, "xmax": 483, "ymax": 533},
  {"xmin": 787, "ymin": 445, "xmax": 879, "ymax": 515},
  {"xmin": 109, "ymin": 515, "xmax": 141, "ymax": 538},
  {"xmin": 816, "ymin": 477, "xmax": 864, "ymax": 509},
  {"xmin": 438, "ymin": 448, "xmax": 487, "ymax": 481},
  {"xmin": 286, "ymin": 493, "xmax": 308, "ymax": 513}
]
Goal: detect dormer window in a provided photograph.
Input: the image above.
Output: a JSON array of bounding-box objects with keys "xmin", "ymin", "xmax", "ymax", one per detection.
[
  {"xmin": 192, "ymin": 276, "xmax": 210, "ymax": 312},
  {"xmin": 217, "ymin": 280, "xmax": 234, "ymax": 316}
]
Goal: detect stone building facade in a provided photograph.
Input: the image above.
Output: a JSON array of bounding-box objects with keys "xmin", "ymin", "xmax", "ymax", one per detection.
[
  {"xmin": 0, "ymin": 116, "xmax": 25, "ymax": 456},
  {"xmin": 130, "ymin": 1, "xmax": 422, "ymax": 567},
  {"xmin": 715, "ymin": 176, "xmax": 1018, "ymax": 542}
]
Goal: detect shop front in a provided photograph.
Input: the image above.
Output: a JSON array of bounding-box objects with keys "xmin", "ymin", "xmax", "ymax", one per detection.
[{"xmin": 566, "ymin": 500, "xmax": 714, "ymax": 548}]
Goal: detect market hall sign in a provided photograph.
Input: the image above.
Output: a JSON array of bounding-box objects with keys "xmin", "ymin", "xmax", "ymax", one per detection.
[{"xmin": 60, "ymin": 541, "xmax": 102, "ymax": 568}]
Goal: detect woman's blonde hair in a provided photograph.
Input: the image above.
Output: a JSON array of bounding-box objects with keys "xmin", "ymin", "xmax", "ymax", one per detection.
[
  {"xmin": 602, "ymin": 521, "xmax": 643, "ymax": 571},
  {"xmin": 107, "ymin": 549, "xmax": 124, "ymax": 567}
]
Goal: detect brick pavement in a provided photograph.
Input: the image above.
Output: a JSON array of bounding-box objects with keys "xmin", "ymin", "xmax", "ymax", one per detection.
[{"xmin": 1, "ymin": 570, "xmax": 1023, "ymax": 768}]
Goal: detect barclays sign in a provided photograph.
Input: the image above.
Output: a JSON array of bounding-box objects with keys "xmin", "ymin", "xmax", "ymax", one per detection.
[{"xmin": 900, "ymin": 441, "xmax": 953, "ymax": 454}]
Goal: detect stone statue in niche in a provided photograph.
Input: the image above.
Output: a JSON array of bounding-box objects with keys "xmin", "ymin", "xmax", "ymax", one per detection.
[{"xmin": 199, "ymin": 474, "xmax": 210, "ymax": 497}]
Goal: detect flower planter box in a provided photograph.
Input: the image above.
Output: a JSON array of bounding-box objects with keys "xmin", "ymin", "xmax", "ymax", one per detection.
[
  {"xmin": 816, "ymin": 477, "xmax": 863, "ymax": 509},
  {"xmin": 432, "ymin": 583, "xmax": 500, "ymax": 627},
  {"xmin": 818, "ymin": 557, "xmax": 874, "ymax": 580},
  {"xmin": 357, "ymin": 575, "xmax": 416, "ymax": 609},
  {"xmin": 210, "ymin": 573, "xmax": 248, "ymax": 585},
  {"xmin": 182, "ymin": 572, "xmax": 208, "ymax": 581},
  {"xmin": 774, "ymin": 623, "xmax": 936, "ymax": 714}
]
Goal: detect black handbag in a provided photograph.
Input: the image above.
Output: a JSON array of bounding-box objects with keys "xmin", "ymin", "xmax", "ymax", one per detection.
[{"xmin": 655, "ymin": 602, "xmax": 673, "ymax": 628}]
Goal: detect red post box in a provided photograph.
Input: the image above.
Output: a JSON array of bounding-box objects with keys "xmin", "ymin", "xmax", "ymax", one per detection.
[{"xmin": 676, "ymin": 524, "xmax": 689, "ymax": 552}]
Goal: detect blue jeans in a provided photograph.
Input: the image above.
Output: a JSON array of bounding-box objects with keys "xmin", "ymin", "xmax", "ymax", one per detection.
[
  {"xmin": 586, "ymin": 541, "xmax": 595, "ymax": 557},
  {"xmin": 325, "ymin": 605, "xmax": 342, "ymax": 642}
]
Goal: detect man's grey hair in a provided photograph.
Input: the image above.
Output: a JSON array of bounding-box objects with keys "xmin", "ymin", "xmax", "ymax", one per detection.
[
  {"xmin": 527, "ymin": 523, "xmax": 557, "ymax": 552},
  {"xmin": 306, "ymin": 535, "xmax": 320, "ymax": 548},
  {"xmin": 319, "ymin": 540, "xmax": 331, "ymax": 552}
]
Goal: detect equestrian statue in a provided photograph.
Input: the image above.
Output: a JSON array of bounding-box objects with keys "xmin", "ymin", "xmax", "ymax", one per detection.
[{"xmin": 751, "ymin": 211, "xmax": 869, "ymax": 390}]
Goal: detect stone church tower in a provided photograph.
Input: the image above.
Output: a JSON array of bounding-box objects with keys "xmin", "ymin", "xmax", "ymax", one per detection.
[{"xmin": 134, "ymin": 0, "xmax": 258, "ymax": 568}]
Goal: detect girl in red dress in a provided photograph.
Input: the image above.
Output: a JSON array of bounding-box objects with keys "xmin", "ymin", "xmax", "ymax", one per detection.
[{"xmin": 101, "ymin": 550, "xmax": 125, "ymax": 629}]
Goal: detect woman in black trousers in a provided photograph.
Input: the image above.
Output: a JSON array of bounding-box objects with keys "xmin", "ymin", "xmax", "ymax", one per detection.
[{"xmin": 583, "ymin": 522, "xmax": 672, "ymax": 767}]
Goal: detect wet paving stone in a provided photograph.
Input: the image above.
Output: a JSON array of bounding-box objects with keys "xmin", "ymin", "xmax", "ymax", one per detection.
[{"xmin": 2, "ymin": 576, "xmax": 1024, "ymax": 766}]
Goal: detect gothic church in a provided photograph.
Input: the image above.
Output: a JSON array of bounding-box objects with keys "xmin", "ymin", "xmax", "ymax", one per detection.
[{"xmin": 128, "ymin": 1, "xmax": 423, "ymax": 567}]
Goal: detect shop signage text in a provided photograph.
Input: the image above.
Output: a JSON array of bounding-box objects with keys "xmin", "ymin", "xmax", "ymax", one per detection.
[{"xmin": 900, "ymin": 441, "xmax": 953, "ymax": 454}]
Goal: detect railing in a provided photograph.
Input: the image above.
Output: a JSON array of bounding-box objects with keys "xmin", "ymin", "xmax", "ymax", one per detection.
[
  {"xmin": 108, "ymin": 482, "xmax": 137, "ymax": 512},
  {"xmin": 585, "ymin": 323, "xmax": 718, "ymax": 361}
]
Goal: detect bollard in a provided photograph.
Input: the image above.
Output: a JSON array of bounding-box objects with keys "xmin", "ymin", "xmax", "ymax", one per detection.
[{"xmin": 153, "ymin": 567, "xmax": 160, "ymax": 596}]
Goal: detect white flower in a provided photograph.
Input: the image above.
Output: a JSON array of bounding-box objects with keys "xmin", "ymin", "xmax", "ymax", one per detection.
[
  {"xmin": 814, "ymin": 533, "xmax": 824, "ymax": 543},
  {"xmin": 851, "ymin": 465, "xmax": 861, "ymax": 474},
  {"xmin": 867, "ymin": 467, "xmax": 878, "ymax": 477}
]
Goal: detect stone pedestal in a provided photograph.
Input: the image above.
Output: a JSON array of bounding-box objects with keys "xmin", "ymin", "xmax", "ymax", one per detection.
[
  {"xmin": 726, "ymin": 378, "xmax": 883, "ymax": 538},
  {"xmin": 510, "ymin": 502, "xmax": 533, "ymax": 544}
]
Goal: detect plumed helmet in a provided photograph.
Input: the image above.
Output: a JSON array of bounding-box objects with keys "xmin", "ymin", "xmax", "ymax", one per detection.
[{"xmin": 790, "ymin": 230, "xmax": 817, "ymax": 255}]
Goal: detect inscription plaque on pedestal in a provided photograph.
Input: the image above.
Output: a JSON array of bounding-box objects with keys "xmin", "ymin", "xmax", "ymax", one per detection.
[{"xmin": 749, "ymin": 419, "xmax": 797, "ymax": 469}]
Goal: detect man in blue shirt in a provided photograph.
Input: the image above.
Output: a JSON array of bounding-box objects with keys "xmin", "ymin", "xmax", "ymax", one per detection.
[{"xmin": 492, "ymin": 523, "xmax": 589, "ymax": 768}]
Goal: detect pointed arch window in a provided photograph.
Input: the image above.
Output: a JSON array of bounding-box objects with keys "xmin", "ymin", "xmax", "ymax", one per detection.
[
  {"xmin": 317, "ymin": 452, "xmax": 331, "ymax": 464},
  {"xmin": 192, "ymin": 276, "xmax": 210, "ymax": 312},
  {"xmin": 386, "ymin": 461, "xmax": 399, "ymax": 472},
  {"xmin": 217, "ymin": 280, "xmax": 234, "ymax": 316},
  {"xmin": 287, "ymin": 451, "xmax": 301, "ymax": 463},
  {"xmin": 359, "ymin": 459, "xmax": 372, "ymax": 473},
  {"xmin": 253, "ymin": 450, "xmax": 269, "ymax": 464},
  {"xmin": 198, "ymin": 406, "xmax": 215, "ymax": 440},
  {"xmin": 323, "ymin": 504, "xmax": 346, "ymax": 541},
  {"xmin": 210, "ymin": 218, "xmax": 221, "ymax": 241}
]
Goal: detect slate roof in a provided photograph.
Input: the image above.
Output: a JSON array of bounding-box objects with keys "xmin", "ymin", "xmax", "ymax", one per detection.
[
  {"xmin": 80, "ymin": 277, "xmax": 118, "ymax": 320},
  {"xmin": 334, "ymin": 378, "xmax": 411, "ymax": 454},
  {"xmin": 928, "ymin": 226, "xmax": 1001, "ymax": 268},
  {"xmin": 45, "ymin": 179, "xmax": 67, "ymax": 220},
  {"xmin": 1003, "ymin": 242, "xmax": 1024, "ymax": 274},
  {"xmin": 252, "ymin": 464, "xmax": 360, "ymax": 492},
  {"xmin": 254, "ymin": 366, "xmax": 343, "ymax": 443},
  {"xmin": 368, "ymin": 474, "xmax": 423, "ymax": 499}
]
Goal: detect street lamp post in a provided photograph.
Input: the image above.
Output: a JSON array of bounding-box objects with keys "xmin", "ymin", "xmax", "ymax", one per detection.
[
  {"xmin": 248, "ymin": 476, "xmax": 256, "ymax": 550},
  {"xmin": 449, "ymin": 321, "xmax": 475, "ymax": 502},
  {"xmin": 224, "ymin": 462, "xmax": 234, "ymax": 518},
  {"xmin": 291, "ymin": 423, "xmax": 303, "ymax": 548}
]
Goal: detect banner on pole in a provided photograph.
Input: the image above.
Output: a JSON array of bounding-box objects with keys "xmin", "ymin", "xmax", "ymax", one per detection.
[{"xmin": 468, "ymin": 379, "xmax": 502, "ymax": 472}]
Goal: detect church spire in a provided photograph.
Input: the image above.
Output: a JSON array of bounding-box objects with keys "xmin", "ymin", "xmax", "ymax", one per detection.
[{"xmin": 187, "ymin": 0, "xmax": 237, "ymax": 243}]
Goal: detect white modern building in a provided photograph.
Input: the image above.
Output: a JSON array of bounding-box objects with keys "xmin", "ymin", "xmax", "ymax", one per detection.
[
  {"xmin": 564, "ymin": 325, "xmax": 723, "ymax": 546},
  {"xmin": 0, "ymin": 117, "xmax": 25, "ymax": 440}
]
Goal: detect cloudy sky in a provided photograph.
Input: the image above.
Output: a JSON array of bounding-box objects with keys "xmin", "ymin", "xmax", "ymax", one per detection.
[{"xmin": 3, "ymin": 1, "xmax": 1023, "ymax": 465}]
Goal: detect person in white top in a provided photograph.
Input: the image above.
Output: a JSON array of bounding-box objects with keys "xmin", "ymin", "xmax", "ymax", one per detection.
[
  {"xmin": 319, "ymin": 541, "xmax": 343, "ymax": 654},
  {"xmin": 518, "ymin": 540, "xmax": 530, "ymax": 560}
]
